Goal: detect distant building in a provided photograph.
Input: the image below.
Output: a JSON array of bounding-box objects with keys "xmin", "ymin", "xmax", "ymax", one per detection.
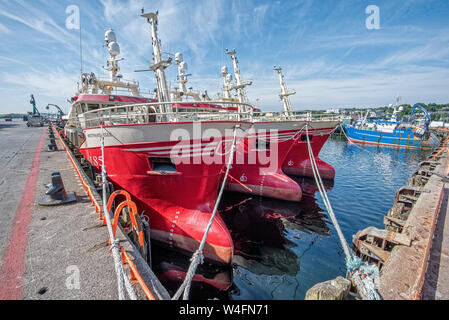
[{"xmin": 325, "ymin": 108, "xmax": 340, "ymax": 114}]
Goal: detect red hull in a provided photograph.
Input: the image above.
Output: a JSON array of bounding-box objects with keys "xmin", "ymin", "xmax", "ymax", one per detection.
[
  {"xmin": 282, "ymin": 126, "xmax": 336, "ymax": 180},
  {"xmin": 226, "ymin": 128, "xmax": 302, "ymax": 202},
  {"xmin": 79, "ymin": 122, "xmax": 250, "ymax": 265}
]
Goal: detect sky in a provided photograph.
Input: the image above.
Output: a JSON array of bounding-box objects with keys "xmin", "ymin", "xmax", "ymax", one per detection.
[{"xmin": 1, "ymin": 0, "xmax": 449, "ymax": 114}]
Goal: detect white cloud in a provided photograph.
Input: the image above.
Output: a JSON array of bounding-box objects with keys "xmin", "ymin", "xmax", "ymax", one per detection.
[
  {"xmin": 3, "ymin": 69, "xmax": 78, "ymax": 99},
  {"xmin": 245, "ymin": 66, "xmax": 449, "ymax": 110},
  {"xmin": 1, "ymin": 0, "xmax": 449, "ymax": 114},
  {"xmin": 0, "ymin": 21, "xmax": 10, "ymax": 34}
]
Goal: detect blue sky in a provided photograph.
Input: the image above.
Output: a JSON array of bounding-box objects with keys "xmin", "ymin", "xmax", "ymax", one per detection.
[{"xmin": 1, "ymin": 0, "xmax": 449, "ymax": 114}]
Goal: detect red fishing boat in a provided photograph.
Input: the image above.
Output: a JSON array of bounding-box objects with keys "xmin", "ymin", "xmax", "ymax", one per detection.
[
  {"xmin": 168, "ymin": 52, "xmax": 303, "ymax": 202},
  {"xmin": 219, "ymin": 53, "xmax": 338, "ymax": 199},
  {"xmin": 64, "ymin": 14, "xmax": 252, "ymax": 265},
  {"xmin": 271, "ymin": 66, "xmax": 337, "ymax": 179}
]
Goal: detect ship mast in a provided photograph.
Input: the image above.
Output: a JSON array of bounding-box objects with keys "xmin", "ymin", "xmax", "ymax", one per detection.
[
  {"xmin": 174, "ymin": 52, "xmax": 188, "ymax": 96},
  {"xmin": 141, "ymin": 12, "xmax": 173, "ymax": 117},
  {"xmin": 104, "ymin": 29, "xmax": 122, "ymax": 82},
  {"xmin": 78, "ymin": 30, "xmax": 140, "ymax": 96},
  {"xmin": 274, "ymin": 66, "xmax": 295, "ymax": 117},
  {"xmin": 220, "ymin": 66, "xmax": 234, "ymax": 100},
  {"xmin": 225, "ymin": 49, "xmax": 252, "ymax": 107},
  {"xmin": 171, "ymin": 53, "xmax": 200, "ymax": 101}
]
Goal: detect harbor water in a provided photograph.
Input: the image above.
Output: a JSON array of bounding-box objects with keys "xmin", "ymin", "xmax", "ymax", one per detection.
[{"xmin": 151, "ymin": 136, "xmax": 430, "ymax": 300}]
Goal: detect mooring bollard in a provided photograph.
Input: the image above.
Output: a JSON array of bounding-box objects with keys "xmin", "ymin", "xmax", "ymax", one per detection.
[
  {"xmin": 38, "ymin": 172, "xmax": 77, "ymax": 206},
  {"xmin": 47, "ymin": 128, "xmax": 58, "ymax": 151},
  {"xmin": 48, "ymin": 138, "xmax": 58, "ymax": 151}
]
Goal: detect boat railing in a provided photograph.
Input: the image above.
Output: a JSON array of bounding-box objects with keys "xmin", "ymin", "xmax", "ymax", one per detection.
[
  {"xmin": 253, "ymin": 111, "xmax": 341, "ymax": 122},
  {"xmin": 78, "ymin": 101, "xmax": 255, "ymax": 128},
  {"xmin": 95, "ymin": 76, "xmax": 139, "ymax": 86}
]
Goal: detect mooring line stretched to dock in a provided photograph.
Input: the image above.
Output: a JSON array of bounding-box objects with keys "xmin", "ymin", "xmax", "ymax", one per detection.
[
  {"xmin": 99, "ymin": 124, "xmax": 137, "ymax": 300},
  {"xmin": 306, "ymin": 125, "xmax": 351, "ymax": 259},
  {"xmin": 305, "ymin": 124, "xmax": 381, "ymax": 300},
  {"xmin": 171, "ymin": 125, "xmax": 240, "ymax": 300}
]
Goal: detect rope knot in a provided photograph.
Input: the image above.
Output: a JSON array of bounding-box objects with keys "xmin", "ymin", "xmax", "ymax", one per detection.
[
  {"xmin": 191, "ymin": 250, "xmax": 204, "ymax": 265},
  {"xmin": 109, "ymin": 238, "xmax": 121, "ymax": 253}
]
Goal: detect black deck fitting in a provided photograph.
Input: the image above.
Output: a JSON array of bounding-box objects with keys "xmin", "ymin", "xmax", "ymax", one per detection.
[{"xmin": 38, "ymin": 172, "xmax": 77, "ymax": 206}]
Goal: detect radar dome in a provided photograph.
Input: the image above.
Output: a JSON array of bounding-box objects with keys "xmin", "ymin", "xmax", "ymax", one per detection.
[
  {"xmin": 221, "ymin": 66, "xmax": 228, "ymax": 76},
  {"xmin": 104, "ymin": 29, "xmax": 117, "ymax": 43},
  {"xmin": 179, "ymin": 61, "xmax": 188, "ymax": 73},
  {"xmin": 175, "ymin": 52, "xmax": 183, "ymax": 63},
  {"xmin": 108, "ymin": 41, "xmax": 120, "ymax": 57}
]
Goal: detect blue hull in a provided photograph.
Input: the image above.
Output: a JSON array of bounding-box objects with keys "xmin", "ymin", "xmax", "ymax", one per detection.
[{"xmin": 343, "ymin": 124, "xmax": 431, "ymax": 149}]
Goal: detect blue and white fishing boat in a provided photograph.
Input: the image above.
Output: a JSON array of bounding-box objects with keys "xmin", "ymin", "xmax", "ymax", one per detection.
[{"xmin": 344, "ymin": 104, "xmax": 437, "ymax": 149}]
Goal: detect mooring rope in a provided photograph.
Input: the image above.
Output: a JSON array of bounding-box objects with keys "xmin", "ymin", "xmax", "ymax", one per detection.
[
  {"xmin": 305, "ymin": 124, "xmax": 381, "ymax": 300},
  {"xmin": 171, "ymin": 125, "xmax": 240, "ymax": 300},
  {"xmin": 100, "ymin": 125, "xmax": 137, "ymax": 300}
]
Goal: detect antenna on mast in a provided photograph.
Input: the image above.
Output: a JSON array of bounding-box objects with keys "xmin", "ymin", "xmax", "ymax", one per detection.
[
  {"xmin": 174, "ymin": 52, "xmax": 190, "ymax": 96},
  {"xmin": 79, "ymin": 10, "xmax": 83, "ymax": 83},
  {"xmin": 220, "ymin": 66, "xmax": 233, "ymax": 99},
  {"xmin": 274, "ymin": 66, "xmax": 295, "ymax": 117},
  {"xmin": 140, "ymin": 11, "xmax": 173, "ymax": 119},
  {"xmin": 225, "ymin": 48, "xmax": 252, "ymax": 105}
]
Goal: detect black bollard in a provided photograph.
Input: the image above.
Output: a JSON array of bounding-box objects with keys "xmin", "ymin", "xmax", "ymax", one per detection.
[
  {"xmin": 38, "ymin": 172, "xmax": 76, "ymax": 206},
  {"xmin": 48, "ymin": 137, "xmax": 58, "ymax": 151}
]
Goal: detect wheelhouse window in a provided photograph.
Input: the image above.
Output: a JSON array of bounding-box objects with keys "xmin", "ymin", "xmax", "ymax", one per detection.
[{"xmin": 88, "ymin": 104, "xmax": 100, "ymax": 111}]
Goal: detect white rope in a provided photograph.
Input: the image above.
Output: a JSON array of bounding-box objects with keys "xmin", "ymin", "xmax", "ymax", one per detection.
[
  {"xmin": 100, "ymin": 125, "xmax": 137, "ymax": 300},
  {"xmin": 171, "ymin": 125, "xmax": 240, "ymax": 300},
  {"xmin": 305, "ymin": 124, "xmax": 381, "ymax": 300},
  {"xmin": 305, "ymin": 125, "xmax": 351, "ymax": 259}
]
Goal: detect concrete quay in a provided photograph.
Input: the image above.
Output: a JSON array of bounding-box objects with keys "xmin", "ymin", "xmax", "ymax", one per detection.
[
  {"xmin": 307, "ymin": 132, "xmax": 449, "ymax": 300},
  {"xmin": 0, "ymin": 120, "xmax": 168, "ymax": 300},
  {"xmin": 378, "ymin": 149, "xmax": 448, "ymax": 299},
  {"xmin": 353, "ymin": 134, "xmax": 449, "ymax": 300}
]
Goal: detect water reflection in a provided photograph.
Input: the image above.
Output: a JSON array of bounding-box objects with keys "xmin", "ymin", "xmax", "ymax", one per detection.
[
  {"xmin": 151, "ymin": 138, "xmax": 430, "ymax": 300},
  {"xmin": 221, "ymin": 186, "xmax": 332, "ymax": 275},
  {"xmin": 151, "ymin": 179, "xmax": 334, "ymax": 300},
  {"xmin": 152, "ymin": 244, "xmax": 233, "ymax": 300}
]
